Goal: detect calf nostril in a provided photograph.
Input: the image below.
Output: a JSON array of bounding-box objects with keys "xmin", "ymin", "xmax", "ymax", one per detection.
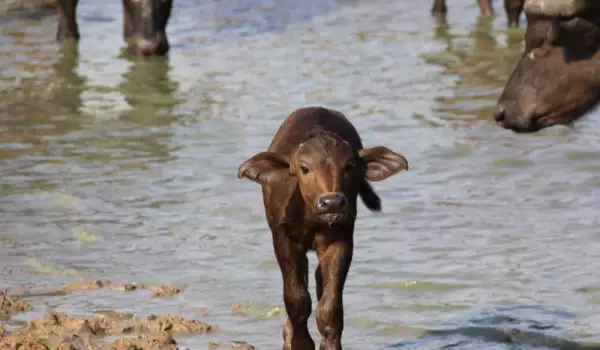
[
  {"xmin": 317, "ymin": 198, "xmax": 327, "ymax": 210},
  {"xmin": 338, "ymin": 196, "xmax": 347, "ymax": 209},
  {"xmin": 493, "ymin": 107, "xmax": 506, "ymax": 123}
]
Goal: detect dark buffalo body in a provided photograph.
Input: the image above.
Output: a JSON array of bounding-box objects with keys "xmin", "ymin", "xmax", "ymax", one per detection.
[
  {"xmin": 495, "ymin": 0, "xmax": 600, "ymax": 132},
  {"xmin": 238, "ymin": 107, "xmax": 408, "ymax": 350},
  {"xmin": 57, "ymin": 0, "xmax": 173, "ymax": 55}
]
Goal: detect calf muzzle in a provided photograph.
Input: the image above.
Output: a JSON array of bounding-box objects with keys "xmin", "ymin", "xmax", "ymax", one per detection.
[{"xmin": 316, "ymin": 193, "xmax": 348, "ymax": 214}]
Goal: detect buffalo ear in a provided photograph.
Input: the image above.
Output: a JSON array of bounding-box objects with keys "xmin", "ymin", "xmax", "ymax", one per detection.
[
  {"xmin": 238, "ymin": 152, "xmax": 292, "ymax": 185},
  {"xmin": 358, "ymin": 146, "xmax": 408, "ymax": 182}
]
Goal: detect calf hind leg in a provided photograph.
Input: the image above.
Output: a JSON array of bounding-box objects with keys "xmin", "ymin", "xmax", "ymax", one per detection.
[{"xmin": 315, "ymin": 265, "xmax": 323, "ymax": 302}]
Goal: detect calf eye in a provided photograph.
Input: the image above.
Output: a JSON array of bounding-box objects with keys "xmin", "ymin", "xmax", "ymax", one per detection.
[
  {"xmin": 300, "ymin": 166, "xmax": 310, "ymax": 175},
  {"xmin": 345, "ymin": 161, "xmax": 355, "ymax": 174}
]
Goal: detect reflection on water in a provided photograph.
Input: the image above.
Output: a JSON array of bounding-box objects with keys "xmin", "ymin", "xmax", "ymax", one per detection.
[
  {"xmin": 2, "ymin": 0, "xmax": 600, "ymax": 349},
  {"xmin": 424, "ymin": 15, "xmax": 523, "ymax": 128},
  {"xmin": 0, "ymin": 0, "xmax": 55, "ymax": 24},
  {"xmin": 0, "ymin": 46, "xmax": 84, "ymax": 164}
]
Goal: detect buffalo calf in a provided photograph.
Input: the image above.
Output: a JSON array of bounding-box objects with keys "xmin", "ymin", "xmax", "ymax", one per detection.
[
  {"xmin": 57, "ymin": 0, "xmax": 173, "ymax": 55},
  {"xmin": 494, "ymin": 0, "xmax": 600, "ymax": 132},
  {"xmin": 431, "ymin": 0, "xmax": 525, "ymax": 28},
  {"xmin": 238, "ymin": 107, "xmax": 408, "ymax": 350}
]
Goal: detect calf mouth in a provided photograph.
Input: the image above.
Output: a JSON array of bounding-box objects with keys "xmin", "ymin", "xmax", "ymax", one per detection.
[{"xmin": 318, "ymin": 212, "xmax": 349, "ymax": 225}]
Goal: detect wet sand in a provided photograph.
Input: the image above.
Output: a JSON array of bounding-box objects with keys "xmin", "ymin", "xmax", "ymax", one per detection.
[{"xmin": 0, "ymin": 281, "xmax": 255, "ymax": 350}]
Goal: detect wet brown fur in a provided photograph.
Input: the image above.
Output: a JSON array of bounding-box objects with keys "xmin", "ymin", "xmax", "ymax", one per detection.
[
  {"xmin": 431, "ymin": 0, "xmax": 525, "ymax": 28},
  {"xmin": 238, "ymin": 107, "xmax": 408, "ymax": 350},
  {"xmin": 56, "ymin": 0, "xmax": 173, "ymax": 56},
  {"xmin": 495, "ymin": 0, "xmax": 600, "ymax": 132}
]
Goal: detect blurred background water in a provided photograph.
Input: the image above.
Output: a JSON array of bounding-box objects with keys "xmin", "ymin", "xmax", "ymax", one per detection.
[{"xmin": 2, "ymin": 0, "xmax": 600, "ymax": 349}]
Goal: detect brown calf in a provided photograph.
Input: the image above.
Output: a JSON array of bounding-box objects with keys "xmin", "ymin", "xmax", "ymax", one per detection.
[
  {"xmin": 431, "ymin": 0, "xmax": 525, "ymax": 27},
  {"xmin": 494, "ymin": 0, "xmax": 600, "ymax": 132},
  {"xmin": 238, "ymin": 107, "xmax": 408, "ymax": 350}
]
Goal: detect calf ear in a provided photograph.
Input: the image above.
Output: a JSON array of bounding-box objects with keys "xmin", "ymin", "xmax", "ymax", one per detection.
[
  {"xmin": 358, "ymin": 146, "xmax": 408, "ymax": 182},
  {"xmin": 238, "ymin": 152, "xmax": 292, "ymax": 185}
]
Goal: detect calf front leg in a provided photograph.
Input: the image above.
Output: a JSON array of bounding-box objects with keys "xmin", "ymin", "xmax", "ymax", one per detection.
[
  {"xmin": 314, "ymin": 235, "xmax": 353, "ymax": 350},
  {"xmin": 274, "ymin": 233, "xmax": 315, "ymax": 350},
  {"xmin": 57, "ymin": 0, "xmax": 80, "ymax": 41}
]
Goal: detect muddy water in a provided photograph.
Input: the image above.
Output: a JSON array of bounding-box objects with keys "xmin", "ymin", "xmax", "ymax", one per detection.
[{"xmin": 2, "ymin": 0, "xmax": 600, "ymax": 349}]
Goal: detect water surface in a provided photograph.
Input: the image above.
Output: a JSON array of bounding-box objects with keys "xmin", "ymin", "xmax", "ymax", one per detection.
[{"xmin": 2, "ymin": 0, "xmax": 600, "ymax": 349}]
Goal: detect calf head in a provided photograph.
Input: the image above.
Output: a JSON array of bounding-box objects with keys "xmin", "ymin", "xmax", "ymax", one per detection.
[
  {"xmin": 494, "ymin": 1, "xmax": 600, "ymax": 132},
  {"xmin": 238, "ymin": 131, "xmax": 408, "ymax": 226},
  {"xmin": 123, "ymin": 0, "xmax": 173, "ymax": 56}
]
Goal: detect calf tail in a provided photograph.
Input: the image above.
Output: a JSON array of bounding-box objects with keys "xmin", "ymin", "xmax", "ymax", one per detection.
[{"xmin": 359, "ymin": 181, "xmax": 381, "ymax": 212}]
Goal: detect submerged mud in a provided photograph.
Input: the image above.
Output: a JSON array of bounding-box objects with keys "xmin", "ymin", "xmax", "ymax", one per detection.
[
  {"xmin": 208, "ymin": 340, "xmax": 256, "ymax": 349},
  {"xmin": 62, "ymin": 280, "xmax": 185, "ymax": 298},
  {"xmin": 0, "ymin": 291, "xmax": 31, "ymax": 316}
]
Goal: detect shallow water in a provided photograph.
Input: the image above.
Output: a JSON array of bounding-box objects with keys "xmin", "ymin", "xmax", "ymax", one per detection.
[{"xmin": 2, "ymin": 0, "xmax": 600, "ymax": 349}]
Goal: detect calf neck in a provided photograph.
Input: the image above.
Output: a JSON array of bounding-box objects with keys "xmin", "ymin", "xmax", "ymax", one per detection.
[{"xmin": 238, "ymin": 107, "xmax": 408, "ymax": 350}]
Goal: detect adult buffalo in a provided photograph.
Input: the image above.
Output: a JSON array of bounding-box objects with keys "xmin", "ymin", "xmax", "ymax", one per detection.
[
  {"xmin": 57, "ymin": 0, "xmax": 172, "ymax": 55},
  {"xmin": 494, "ymin": 0, "xmax": 600, "ymax": 132}
]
